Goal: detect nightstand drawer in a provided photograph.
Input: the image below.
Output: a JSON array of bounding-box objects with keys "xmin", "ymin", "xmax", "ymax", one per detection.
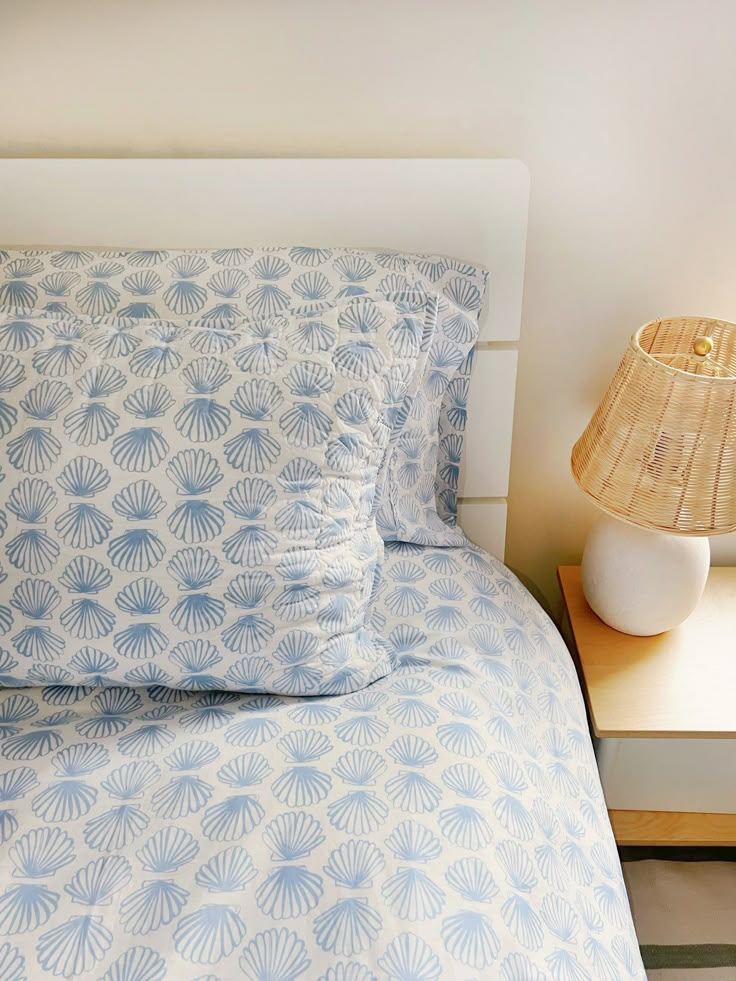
[{"xmin": 596, "ymin": 737, "xmax": 736, "ymax": 813}]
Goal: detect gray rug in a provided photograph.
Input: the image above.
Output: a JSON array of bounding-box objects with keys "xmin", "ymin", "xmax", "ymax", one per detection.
[{"xmin": 622, "ymin": 859, "xmax": 736, "ymax": 979}]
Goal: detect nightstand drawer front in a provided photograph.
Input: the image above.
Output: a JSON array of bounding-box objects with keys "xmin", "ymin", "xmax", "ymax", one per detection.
[{"xmin": 597, "ymin": 737, "xmax": 736, "ymax": 813}]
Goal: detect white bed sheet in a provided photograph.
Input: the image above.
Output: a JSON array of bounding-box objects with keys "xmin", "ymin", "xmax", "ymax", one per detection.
[{"xmin": 0, "ymin": 541, "xmax": 644, "ymax": 980}]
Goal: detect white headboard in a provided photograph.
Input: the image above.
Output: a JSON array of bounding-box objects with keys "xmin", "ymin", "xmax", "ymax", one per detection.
[{"xmin": 0, "ymin": 158, "xmax": 529, "ymax": 558}]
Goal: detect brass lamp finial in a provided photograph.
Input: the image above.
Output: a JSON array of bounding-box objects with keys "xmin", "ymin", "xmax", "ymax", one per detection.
[{"xmin": 692, "ymin": 335, "xmax": 714, "ymax": 357}]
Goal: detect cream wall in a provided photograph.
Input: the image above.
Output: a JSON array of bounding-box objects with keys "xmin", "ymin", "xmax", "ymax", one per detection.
[{"xmin": 4, "ymin": 0, "xmax": 736, "ymax": 606}]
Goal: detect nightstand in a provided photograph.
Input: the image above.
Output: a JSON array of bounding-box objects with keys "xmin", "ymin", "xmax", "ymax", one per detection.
[{"xmin": 558, "ymin": 565, "xmax": 736, "ymax": 847}]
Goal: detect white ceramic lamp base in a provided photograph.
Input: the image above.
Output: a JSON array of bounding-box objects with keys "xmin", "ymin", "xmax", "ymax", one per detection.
[{"xmin": 581, "ymin": 514, "xmax": 710, "ymax": 635}]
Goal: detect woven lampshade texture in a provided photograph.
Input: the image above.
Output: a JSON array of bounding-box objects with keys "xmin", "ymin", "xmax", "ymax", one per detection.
[{"xmin": 571, "ymin": 316, "xmax": 736, "ymax": 535}]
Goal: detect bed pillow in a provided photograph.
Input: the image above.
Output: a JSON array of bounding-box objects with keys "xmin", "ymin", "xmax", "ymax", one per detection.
[
  {"xmin": 0, "ymin": 292, "xmax": 437, "ymax": 693},
  {"xmin": 375, "ymin": 268, "xmax": 485, "ymax": 544},
  {"xmin": 0, "ymin": 247, "xmax": 488, "ymax": 542},
  {"xmin": 433, "ymin": 346, "xmax": 475, "ymax": 528}
]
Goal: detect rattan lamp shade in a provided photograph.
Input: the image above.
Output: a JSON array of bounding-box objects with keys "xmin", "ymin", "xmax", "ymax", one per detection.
[{"xmin": 571, "ymin": 316, "xmax": 736, "ymax": 536}]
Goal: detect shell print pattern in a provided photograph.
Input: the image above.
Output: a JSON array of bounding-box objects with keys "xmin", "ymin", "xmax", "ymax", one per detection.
[
  {"xmin": 0, "ymin": 544, "xmax": 643, "ymax": 978},
  {"xmin": 0, "ymin": 247, "xmax": 642, "ymax": 977},
  {"xmin": 0, "ymin": 287, "xmax": 439, "ymax": 693},
  {"xmin": 0, "ymin": 246, "xmax": 487, "ymax": 545}
]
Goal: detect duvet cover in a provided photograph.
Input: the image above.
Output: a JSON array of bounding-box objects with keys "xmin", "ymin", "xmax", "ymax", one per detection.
[{"xmin": 0, "ymin": 541, "xmax": 644, "ymax": 980}]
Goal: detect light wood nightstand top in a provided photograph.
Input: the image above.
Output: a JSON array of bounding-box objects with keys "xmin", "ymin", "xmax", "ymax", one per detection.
[{"xmin": 558, "ymin": 565, "xmax": 736, "ymax": 739}]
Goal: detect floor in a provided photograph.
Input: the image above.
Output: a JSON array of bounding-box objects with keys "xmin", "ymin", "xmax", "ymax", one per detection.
[{"xmin": 621, "ymin": 849, "xmax": 736, "ymax": 980}]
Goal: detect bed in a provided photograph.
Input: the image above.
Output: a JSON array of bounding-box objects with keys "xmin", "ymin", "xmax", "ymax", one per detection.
[{"xmin": 0, "ymin": 159, "xmax": 644, "ymax": 980}]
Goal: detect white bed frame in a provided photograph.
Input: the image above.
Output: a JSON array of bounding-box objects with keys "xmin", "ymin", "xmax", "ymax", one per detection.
[{"xmin": 0, "ymin": 159, "xmax": 529, "ymax": 558}]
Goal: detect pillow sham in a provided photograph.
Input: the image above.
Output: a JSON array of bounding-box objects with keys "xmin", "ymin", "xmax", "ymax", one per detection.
[
  {"xmin": 0, "ymin": 292, "xmax": 437, "ymax": 693},
  {"xmin": 0, "ymin": 247, "xmax": 488, "ymax": 544},
  {"xmin": 375, "ymin": 270, "xmax": 484, "ymax": 544},
  {"xmin": 434, "ymin": 346, "xmax": 475, "ymax": 528}
]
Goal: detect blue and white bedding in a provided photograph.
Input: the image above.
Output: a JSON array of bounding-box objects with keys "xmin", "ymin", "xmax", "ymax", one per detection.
[{"xmin": 0, "ymin": 540, "xmax": 644, "ymax": 980}]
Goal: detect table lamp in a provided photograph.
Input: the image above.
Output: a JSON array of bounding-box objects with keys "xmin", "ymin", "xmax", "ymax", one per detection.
[{"xmin": 571, "ymin": 316, "xmax": 736, "ymax": 635}]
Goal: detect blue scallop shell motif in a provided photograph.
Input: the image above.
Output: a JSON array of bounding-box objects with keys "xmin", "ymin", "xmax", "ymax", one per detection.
[
  {"xmin": 293, "ymin": 270, "xmax": 333, "ymax": 303},
  {"xmin": 224, "ymin": 427, "xmax": 281, "ymax": 474},
  {"xmin": 290, "ymin": 247, "xmax": 333, "ymax": 267},
  {"xmin": 167, "ymin": 499, "xmax": 225, "ymax": 545},
  {"xmin": 181, "ymin": 357, "xmax": 231, "ymax": 394},
  {"xmin": 7, "ymin": 427, "xmax": 62, "ymax": 474},
  {"xmin": 0, "ymin": 355, "xmax": 25, "ymax": 395},
  {"xmin": 0, "ymin": 319, "xmax": 44, "ymax": 353},
  {"xmin": 262, "ymin": 811, "xmax": 325, "ymax": 861},
  {"xmin": 101, "ymin": 760, "xmax": 159, "ymax": 800},
  {"xmin": 112, "ymin": 481, "xmax": 166, "ymax": 521},
  {"xmin": 8, "ymin": 826, "xmax": 75, "ymax": 876},
  {"xmin": 20, "ymin": 380, "xmax": 72, "ymax": 421},
  {"xmin": 173, "ymin": 904, "xmax": 246, "ymax": 964},
  {"xmin": 124, "ymin": 250, "xmax": 169, "ymax": 268},
  {"xmin": 98, "ymin": 946, "xmax": 166, "ymax": 981},
  {"xmin": 239, "ymin": 927, "xmax": 311, "ymax": 980},
  {"xmin": 54, "ymin": 502, "xmax": 112, "ymax": 549},
  {"xmin": 129, "ymin": 342, "xmax": 183, "ymax": 379},
  {"xmin": 286, "ymin": 317, "xmax": 337, "ymax": 355},
  {"xmin": 36, "ymin": 913, "xmax": 114, "ymax": 975},
  {"xmin": 63, "ymin": 401, "xmax": 120, "ymax": 447},
  {"xmin": 122, "ymin": 269, "xmax": 163, "ymax": 296},
  {"xmin": 59, "ymin": 597, "xmax": 116, "ymax": 640},
  {"xmin": 113, "ymin": 621, "xmax": 168, "ymax": 660},
  {"xmin": 195, "ymin": 845, "xmax": 257, "ymax": 892},
  {"xmin": 10, "ymin": 579, "xmax": 60, "ymax": 620},
  {"xmin": 223, "ymin": 477, "xmax": 277, "ymax": 521},
  {"xmin": 279, "ymin": 402, "xmax": 333, "ymax": 448},
  {"xmin": 0, "ymin": 942, "xmax": 25, "ymax": 980},
  {"xmin": 55, "ymin": 456, "xmax": 110, "ymax": 497},
  {"xmin": 231, "ymin": 378, "xmax": 284, "ymax": 421},
  {"xmin": 285, "ymin": 360, "xmax": 335, "ymax": 398},
  {"xmin": 278, "ymin": 457, "xmax": 322, "ymax": 493},
  {"xmin": 170, "ymin": 592, "xmax": 226, "ymax": 636},
  {"xmin": 0, "ymin": 250, "xmax": 640, "ymax": 980},
  {"xmin": 167, "ymin": 546, "xmax": 222, "ymax": 592},
  {"xmin": 0, "ymin": 883, "xmax": 59, "ymax": 934},
  {"xmin": 58, "ymin": 556, "xmax": 112, "ymax": 594},
  {"xmin": 313, "ymin": 898, "xmax": 382, "ymax": 956},
  {"xmin": 107, "ymin": 529, "xmax": 166, "ymax": 573},
  {"xmin": 5, "ymin": 528, "xmax": 60, "ymax": 576},
  {"xmin": 333, "ymin": 341, "xmax": 386, "ymax": 382},
  {"xmin": 32, "ymin": 334, "xmax": 87, "ymax": 378},
  {"xmin": 174, "ymin": 398, "xmax": 231, "ymax": 444},
  {"xmin": 136, "ymin": 826, "xmax": 199, "ymax": 872},
  {"xmin": 166, "ymin": 449, "xmax": 223, "ymax": 496},
  {"xmin": 83, "ymin": 801, "xmax": 149, "ymax": 851},
  {"xmin": 256, "ymin": 864, "xmax": 323, "ymax": 919},
  {"xmin": 77, "ymin": 365, "xmax": 127, "ymax": 399},
  {"xmin": 169, "ymin": 640, "xmax": 222, "ymax": 677},
  {"xmin": 111, "ymin": 427, "xmax": 169, "ymax": 473},
  {"xmin": 208, "ymin": 267, "xmax": 248, "ymax": 298},
  {"xmin": 123, "ymin": 383, "xmax": 175, "ymax": 419},
  {"xmin": 89, "ymin": 323, "xmax": 142, "ymax": 358},
  {"xmin": 324, "ymin": 840, "xmax": 385, "ymax": 889},
  {"xmin": 115, "ymin": 578, "xmax": 168, "ymax": 616},
  {"xmin": 63, "ymin": 855, "xmax": 132, "ymax": 905}
]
